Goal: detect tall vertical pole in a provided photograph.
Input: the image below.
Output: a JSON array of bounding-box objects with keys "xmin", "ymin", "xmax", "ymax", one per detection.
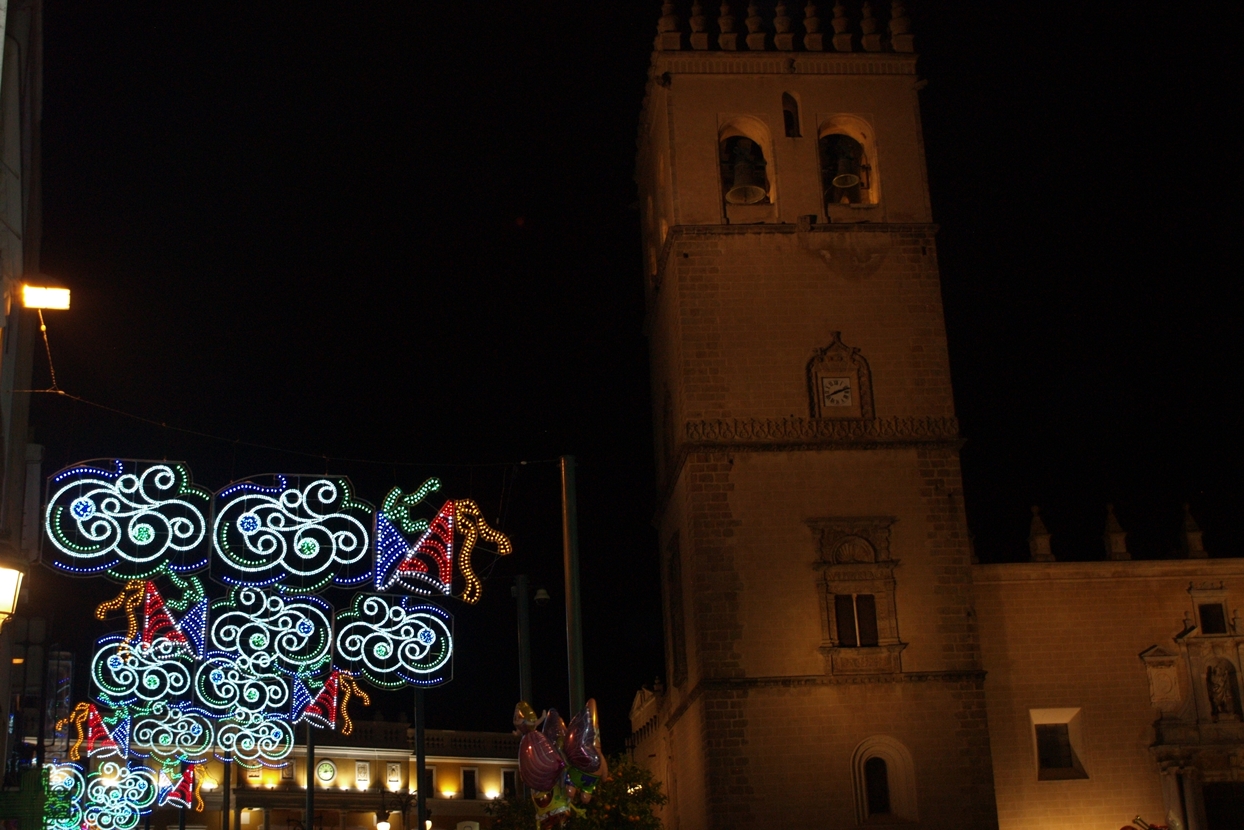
[
  {"xmin": 305, "ymin": 724, "xmax": 315, "ymax": 830},
  {"xmin": 560, "ymin": 455, "xmax": 585, "ymax": 713},
  {"xmin": 178, "ymin": 761, "xmax": 187, "ymax": 830},
  {"xmin": 414, "ymin": 688, "xmax": 426, "ymax": 830},
  {"xmin": 515, "ymin": 575, "xmax": 533, "ymax": 704},
  {"xmin": 222, "ymin": 760, "xmax": 232, "ymax": 830}
]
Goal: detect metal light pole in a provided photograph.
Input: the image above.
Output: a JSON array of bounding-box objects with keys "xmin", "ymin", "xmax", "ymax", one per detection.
[
  {"xmin": 560, "ymin": 456, "xmax": 585, "ymax": 713},
  {"xmin": 305, "ymin": 724, "xmax": 315, "ymax": 830},
  {"xmin": 414, "ymin": 689, "xmax": 427, "ymax": 830},
  {"xmin": 221, "ymin": 760, "xmax": 232, "ymax": 830},
  {"xmin": 514, "ymin": 575, "xmax": 533, "ymax": 704}
]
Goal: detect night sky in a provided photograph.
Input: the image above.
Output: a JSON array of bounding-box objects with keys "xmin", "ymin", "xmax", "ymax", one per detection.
[{"xmin": 25, "ymin": 2, "xmax": 1242, "ymax": 750}]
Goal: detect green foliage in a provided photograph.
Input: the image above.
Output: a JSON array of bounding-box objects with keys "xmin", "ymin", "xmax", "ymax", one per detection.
[
  {"xmin": 486, "ymin": 756, "xmax": 667, "ymax": 830},
  {"xmin": 486, "ymin": 792, "xmax": 537, "ymax": 830},
  {"xmin": 576, "ymin": 756, "xmax": 667, "ymax": 830}
]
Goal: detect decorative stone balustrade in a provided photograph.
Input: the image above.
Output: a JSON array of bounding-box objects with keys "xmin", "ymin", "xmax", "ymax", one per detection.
[{"xmin": 655, "ymin": 0, "xmax": 914, "ymax": 52}]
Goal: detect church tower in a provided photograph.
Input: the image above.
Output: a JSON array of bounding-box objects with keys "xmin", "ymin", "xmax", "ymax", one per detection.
[{"xmin": 633, "ymin": 3, "xmax": 999, "ymax": 827}]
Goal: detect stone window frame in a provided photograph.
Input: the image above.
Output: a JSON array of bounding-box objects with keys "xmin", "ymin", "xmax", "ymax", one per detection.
[
  {"xmin": 809, "ymin": 516, "xmax": 905, "ymax": 676},
  {"xmin": 460, "ymin": 766, "xmax": 479, "ymax": 800},
  {"xmin": 851, "ymin": 735, "xmax": 918, "ymax": 823},
  {"xmin": 1029, "ymin": 707, "xmax": 1089, "ymax": 781},
  {"xmin": 1188, "ymin": 582, "xmax": 1235, "ymax": 637}
]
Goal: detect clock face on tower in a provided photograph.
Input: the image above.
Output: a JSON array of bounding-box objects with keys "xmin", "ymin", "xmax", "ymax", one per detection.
[
  {"xmin": 316, "ymin": 760, "xmax": 336, "ymax": 782},
  {"xmin": 820, "ymin": 376, "xmax": 853, "ymax": 407}
]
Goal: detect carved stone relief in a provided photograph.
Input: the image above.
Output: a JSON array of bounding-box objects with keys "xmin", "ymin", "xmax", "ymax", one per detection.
[
  {"xmin": 1140, "ymin": 646, "xmax": 1184, "ymax": 715},
  {"xmin": 798, "ymin": 230, "xmax": 892, "ymax": 281},
  {"xmin": 808, "ymin": 516, "xmax": 895, "ymax": 564}
]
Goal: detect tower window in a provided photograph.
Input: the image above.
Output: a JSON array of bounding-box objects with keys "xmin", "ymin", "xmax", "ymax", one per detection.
[
  {"xmin": 864, "ymin": 757, "xmax": 891, "ymax": 815},
  {"xmin": 835, "ymin": 593, "xmax": 879, "ymax": 647},
  {"xmin": 782, "ymin": 93, "xmax": 800, "ymax": 137},
  {"xmin": 1199, "ymin": 603, "xmax": 1229, "ymax": 634},
  {"xmin": 819, "ymin": 134, "xmax": 871, "ymax": 206},
  {"xmin": 461, "ymin": 768, "xmax": 478, "ymax": 800},
  {"xmin": 1035, "ymin": 724, "xmax": 1075, "ymax": 771},
  {"xmin": 1030, "ymin": 709, "xmax": 1088, "ymax": 780},
  {"xmin": 502, "ymin": 769, "xmax": 517, "ymax": 798},
  {"xmin": 720, "ymin": 136, "xmax": 769, "ymax": 205}
]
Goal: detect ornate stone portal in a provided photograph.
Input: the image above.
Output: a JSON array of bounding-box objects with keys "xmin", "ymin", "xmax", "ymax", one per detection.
[{"xmin": 1144, "ymin": 584, "xmax": 1244, "ymax": 823}]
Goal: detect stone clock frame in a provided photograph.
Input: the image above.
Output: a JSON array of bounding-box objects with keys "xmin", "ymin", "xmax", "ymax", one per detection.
[{"xmin": 807, "ymin": 331, "xmax": 875, "ymax": 420}]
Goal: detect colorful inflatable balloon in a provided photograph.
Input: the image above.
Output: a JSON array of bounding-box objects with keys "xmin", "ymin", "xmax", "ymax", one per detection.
[
  {"xmin": 514, "ymin": 698, "xmax": 608, "ymax": 826},
  {"xmin": 565, "ymin": 700, "xmax": 602, "ymax": 773},
  {"xmin": 518, "ymin": 730, "xmax": 565, "ymax": 792}
]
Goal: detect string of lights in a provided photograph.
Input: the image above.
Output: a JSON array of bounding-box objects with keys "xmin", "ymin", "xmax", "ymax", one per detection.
[{"xmin": 22, "ymin": 387, "xmax": 559, "ymax": 470}]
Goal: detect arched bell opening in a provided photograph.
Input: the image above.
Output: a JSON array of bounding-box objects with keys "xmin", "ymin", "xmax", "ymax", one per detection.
[
  {"xmin": 819, "ymin": 133, "xmax": 871, "ymax": 207},
  {"xmin": 719, "ymin": 135, "xmax": 770, "ymax": 206}
]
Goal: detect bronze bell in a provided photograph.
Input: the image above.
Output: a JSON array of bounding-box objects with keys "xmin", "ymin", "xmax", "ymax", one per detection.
[{"xmin": 725, "ymin": 138, "xmax": 768, "ymax": 204}]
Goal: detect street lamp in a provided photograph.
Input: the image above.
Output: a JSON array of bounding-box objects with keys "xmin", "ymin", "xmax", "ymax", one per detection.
[
  {"xmin": 0, "ymin": 558, "xmax": 25, "ymax": 631},
  {"xmin": 20, "ymin": 283, "xmax": 71, "ymax": 310},
  {"xmin": 374, "ymin": 808, "xmax": 391, "ymax": 830}
]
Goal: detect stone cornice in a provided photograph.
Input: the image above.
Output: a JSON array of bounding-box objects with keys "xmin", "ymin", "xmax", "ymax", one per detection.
[
  {"xmin": 686, "ymin": 415, "xmax": 959, "ymax": 445},
  {"xmin": 663, "ymin": 670, "xmax": 985, "ymax": 730},
  {"xmin": 650, "ymin": 51, "xmax": 919, "ymax": 77},
  {"xmin": 653, "ymin": 416, "xmax": 961, "ymax": 522},
  {"xmin": 973, "ymin": 559, "xmax": 1244, "ymax": 584}
]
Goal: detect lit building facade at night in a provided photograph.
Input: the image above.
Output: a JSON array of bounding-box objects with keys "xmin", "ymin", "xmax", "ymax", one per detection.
[
  {"xmin": 629, "ymin": 3, "xmax": 1243, "ymax": 829},
  {"xmin": 154, "ymin": 724, "xmax": 517, "ymax": 830}
]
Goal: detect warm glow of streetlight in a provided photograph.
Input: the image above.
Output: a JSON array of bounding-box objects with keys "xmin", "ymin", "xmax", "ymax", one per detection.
[
  {"xmin": 0, "ymin": 563, "xmax": 24, "ymax": 631},
  {"xmin": 21, "ymin": 284, "xmax": 71, "ymax": 310}
]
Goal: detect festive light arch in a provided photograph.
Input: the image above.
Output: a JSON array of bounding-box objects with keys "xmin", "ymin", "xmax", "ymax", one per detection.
[{"xmin": 41, "ymin": 459, "xmax": 509, "ymax": 829}]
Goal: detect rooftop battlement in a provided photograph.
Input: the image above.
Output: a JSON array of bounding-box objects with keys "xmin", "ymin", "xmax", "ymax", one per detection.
[{"xmin": 653, "ymin": 1, "xmax": 914, "ymax": 54}]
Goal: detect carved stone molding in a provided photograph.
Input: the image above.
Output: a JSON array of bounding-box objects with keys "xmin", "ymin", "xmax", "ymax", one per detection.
[
  {"xmin": 684, "ymin": 415, "xmax": 959, "ymax": 444},
  {"xmin": 1141, "ymin": 646, "xmax": 1185, "ymax": 715},
  {"xmin": 808, "ymin": 516, "xmax": 896, "ymax": 564},
  {"xmin": 820, "ymin": 643, "xmax": 905, "ymax": 676}
]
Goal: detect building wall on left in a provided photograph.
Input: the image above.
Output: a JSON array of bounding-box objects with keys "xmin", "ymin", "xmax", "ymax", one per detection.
[{"xmin": 0, "ymin": 0, "xmax": 43, "ymax": 807}]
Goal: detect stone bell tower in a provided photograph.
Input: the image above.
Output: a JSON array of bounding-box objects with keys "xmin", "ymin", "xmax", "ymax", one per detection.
[{"xmin": 633, "ymin": 2, "xmax": 998, "ymax": 827}]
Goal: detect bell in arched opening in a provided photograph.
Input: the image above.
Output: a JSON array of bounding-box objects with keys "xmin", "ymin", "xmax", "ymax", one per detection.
[
  {"xmin": 819, "ymin": 134, "xmax": 871, "ymax": 206},
  {"xmin": 720, "ymin": 136, "xmax": 769, "ymax": 205}
]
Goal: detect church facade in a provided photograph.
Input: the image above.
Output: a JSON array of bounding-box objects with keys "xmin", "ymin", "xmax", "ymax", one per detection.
[{"xmin": 628, "ymin": 4, "xmax": 1243, "ymax": 829}]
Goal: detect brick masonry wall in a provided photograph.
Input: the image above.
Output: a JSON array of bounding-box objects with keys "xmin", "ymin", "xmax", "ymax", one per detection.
[
  {"xmin": 973, "ymin": 561, "xmax": 1244, "ymax": 829},
  {"xmin": 659, "ymin": 225, "xmax": 954, "ymax": 425},
  {"xmin": 657, "ymin": 677, "xmax": 997, "ymax": 829}
]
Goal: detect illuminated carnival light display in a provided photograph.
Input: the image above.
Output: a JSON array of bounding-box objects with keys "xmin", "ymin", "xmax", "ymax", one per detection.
[{"xmin": 42, "ymin": 459, "xmax": 512, "ymax": 830}]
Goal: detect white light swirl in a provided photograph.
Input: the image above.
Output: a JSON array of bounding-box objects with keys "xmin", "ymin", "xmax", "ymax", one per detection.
[
  {"xmin": 194, "ymin": 652, "xmax": 290, "ymax": 718},
  {"xmin": 83, "ymin": 762, "xmax": 158, "ymax": 830},
  {"xmin": 335, "ymin": 595, "xmax": 453, "ymax": 689},
  {"xmin": 130, "ymin": 701, "xmax": 215, "ymax": 763},
  {"xmin": 45, "ymin": 763, "xmax": 87, "ymax": 830},
  {"xmin": 43, "ymin": 462, "xmax": 210, "ymax": 577},
  {"xmin": 209, "ymin": 587, "xmax": 332, "ymax": 676},
  {"xmin": 213, "ymin": 477, "xmax": 372, "ymax": 588},
  {"xmin": 215, "ymin": 710, "xmax": 294, "ymax": 768},
  {"xmin": 92, "ymin": 636, "xmax": 194, "ymax": 706}
]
